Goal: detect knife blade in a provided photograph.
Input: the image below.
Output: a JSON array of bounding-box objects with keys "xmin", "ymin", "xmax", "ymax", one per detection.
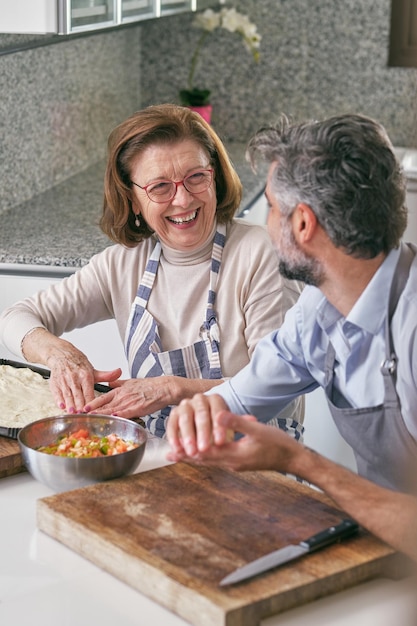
[{"xmin": 219, "ymin": 518, "xmax": 359, "ymax": 586}]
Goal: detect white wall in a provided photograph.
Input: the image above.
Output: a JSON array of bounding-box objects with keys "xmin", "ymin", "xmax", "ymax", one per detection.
[{"xmin": 0, "ymin": 272, "xmax": 130, "ymax": 377}]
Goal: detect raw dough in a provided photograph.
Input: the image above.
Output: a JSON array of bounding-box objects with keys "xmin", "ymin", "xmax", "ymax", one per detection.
[{"xmin": 0, "ymin": 365, "xmax": 63, "ymax": 428}]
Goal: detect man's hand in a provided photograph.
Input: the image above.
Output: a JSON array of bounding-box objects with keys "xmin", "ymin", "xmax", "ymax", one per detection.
[
  {"xmin": 166, "ymin": 393, "xmax": 232, "ymax": 459},
  {"xmin": 167, "ymin": 407, "xmax": 302, "ymax": 473}
]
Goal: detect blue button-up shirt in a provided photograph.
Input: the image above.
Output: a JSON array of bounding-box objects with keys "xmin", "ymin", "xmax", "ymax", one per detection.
[{"xmin": 209, "ymin": 246, "xmax": 417, "ymax": 441}]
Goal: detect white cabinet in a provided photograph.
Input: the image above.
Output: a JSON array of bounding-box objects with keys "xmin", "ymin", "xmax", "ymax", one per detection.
[
  {"xmin": 0, "ymin": 0, "xmax": 58, "ymax": 34},
  {"xmin": 0, "ymin": 268, "xmax": 130, "ymax": 377},
  {"xmin": 0, "ymin": 0, "xmax": 201, "ymax": 35}
]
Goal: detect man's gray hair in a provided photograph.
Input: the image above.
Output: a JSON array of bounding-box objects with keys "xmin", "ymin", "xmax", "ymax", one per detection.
[{"xmin": 247, "ymin": 114, "xmax": 407, "ymax": 258}]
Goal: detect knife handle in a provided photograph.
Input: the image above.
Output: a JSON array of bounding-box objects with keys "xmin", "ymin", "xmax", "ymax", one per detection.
[{"xmin": 300, "ymin": 518, "xmax": 359, "ymax": 552}]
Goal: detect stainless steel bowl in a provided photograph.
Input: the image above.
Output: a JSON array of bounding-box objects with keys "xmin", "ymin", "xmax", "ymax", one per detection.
[{"xmin": 18, "ymin": 414, "xmax": 147, "ymax": 492}]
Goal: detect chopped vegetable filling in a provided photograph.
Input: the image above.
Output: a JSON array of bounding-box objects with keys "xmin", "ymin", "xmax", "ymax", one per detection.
[{"xmin": 37, "ymin": 428, "xmax": 138, "ymax": 458}]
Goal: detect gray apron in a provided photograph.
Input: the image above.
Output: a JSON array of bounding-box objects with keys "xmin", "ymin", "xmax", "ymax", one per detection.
[
  {"xmin": 325, "ymin": 242, "xmax": 417, "ymax": 491},
  {"xmin": 125, "ymin": 224, "xmax": 226, "ymax": 437}
]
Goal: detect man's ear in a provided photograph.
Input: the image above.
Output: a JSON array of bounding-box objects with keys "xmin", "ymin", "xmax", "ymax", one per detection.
[{"xmin": 292, "ymin": 202, "xmax": 318, "ymax": 243}]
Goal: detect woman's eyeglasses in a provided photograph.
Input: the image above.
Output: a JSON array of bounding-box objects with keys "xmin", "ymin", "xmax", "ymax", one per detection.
[{"xmin": 131, "ymin": 169, "xmax": 214, "ymax": 203}]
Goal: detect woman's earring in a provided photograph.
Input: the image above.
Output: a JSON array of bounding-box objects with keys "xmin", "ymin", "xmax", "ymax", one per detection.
[{"xmin": 134, "ymin": 214, "xmax": 141, "ymax": 228}]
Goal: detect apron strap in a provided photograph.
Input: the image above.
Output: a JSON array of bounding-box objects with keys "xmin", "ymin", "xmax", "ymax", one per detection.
[
  {"xmin": 388, "ymin": 242, "xmax": 415, "ymax": 322},
  {"xmin": 381, "ymin": 242, "xmax": 415, "ymax": 380},
  {"xmin": 134, "ymin": 241, "xmax": 162, "ymax": 308},
  {"xmin": 206, "ymin": 225, "xmax": 226, "ymax": 321}
]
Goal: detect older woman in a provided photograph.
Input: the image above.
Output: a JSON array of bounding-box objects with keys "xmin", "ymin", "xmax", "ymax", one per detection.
[{"xmin": 0, "ymin": 104, "xmax": 303, "ymax": 437}]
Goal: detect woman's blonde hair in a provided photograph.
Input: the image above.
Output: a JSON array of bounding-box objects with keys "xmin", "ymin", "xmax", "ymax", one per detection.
[{"xmin": 100, "ymin": 103, "xmax": 243, "ymax": 246}]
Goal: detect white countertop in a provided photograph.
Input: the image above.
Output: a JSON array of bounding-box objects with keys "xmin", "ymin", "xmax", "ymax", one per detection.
[{"xmin": 1, "ymin": 437, "xmax": 416, "ymax": 626}]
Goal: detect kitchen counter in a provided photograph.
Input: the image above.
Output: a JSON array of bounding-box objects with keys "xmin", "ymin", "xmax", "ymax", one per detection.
[
  {"xmin": 1, "ymin": 438, "xmax": 416, "ymax": 626},
  {"xmin": 0, "ymin": 143, "xmax": 265, "ymax": 269}
]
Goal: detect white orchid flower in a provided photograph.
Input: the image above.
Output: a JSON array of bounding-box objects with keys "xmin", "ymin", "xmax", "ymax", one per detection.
[
  {"xmin": 193, "ymin": 9, "xmax": 221, "ymax": 32},
  {"xmin": 220, "ymin": 8, "xmax": 242, "ymax": 33},
  {"xmin": 181, "ymin": 6, "xmax": 261, "ymax": 107}
]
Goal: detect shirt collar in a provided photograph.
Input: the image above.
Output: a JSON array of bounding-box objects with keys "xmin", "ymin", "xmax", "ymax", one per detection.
[{"xmin": 317, "ymin": 246, "xmax": 401, "ymax": 334}]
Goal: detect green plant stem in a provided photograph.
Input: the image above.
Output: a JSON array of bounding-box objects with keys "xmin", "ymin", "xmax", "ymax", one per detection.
[{"xmin": 188, "ymin": 30, "xmax": 210, "ymax": 91}]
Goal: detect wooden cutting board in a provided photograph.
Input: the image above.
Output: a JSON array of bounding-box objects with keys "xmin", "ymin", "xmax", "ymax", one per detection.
[
  {"xmin": 0, "ymin": 436, "xmax": 24, "ymax": 478},
  {"xmin": 36, "ymin": 463, "xmax": 406, "ymax": 626}
]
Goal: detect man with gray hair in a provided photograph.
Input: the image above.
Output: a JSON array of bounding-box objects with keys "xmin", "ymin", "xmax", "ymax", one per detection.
[{"xmin": 167, "ymin": 114, "xmax": 417, "ymax": 561}]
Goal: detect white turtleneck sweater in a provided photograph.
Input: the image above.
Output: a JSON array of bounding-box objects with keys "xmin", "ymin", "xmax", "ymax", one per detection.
[{"xmin": 0, "ymin": 219, "xmax": 303, "ymax": 380}]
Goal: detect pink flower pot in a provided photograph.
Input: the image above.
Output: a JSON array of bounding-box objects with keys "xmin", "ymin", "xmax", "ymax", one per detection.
[{"xmin": 188, "ymin": 104, "xmax": 212, "ymax": 124}]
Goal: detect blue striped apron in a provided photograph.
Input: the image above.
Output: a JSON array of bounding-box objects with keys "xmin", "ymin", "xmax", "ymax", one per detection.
[{"xmin": 125, "ymin": 224, "xmax": 226, "ymax": 437}]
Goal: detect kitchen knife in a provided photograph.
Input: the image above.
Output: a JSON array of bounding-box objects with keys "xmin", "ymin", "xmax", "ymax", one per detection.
[{"xmin": 219, "ymin": 518, "xmax": 359, "ymax": 586}]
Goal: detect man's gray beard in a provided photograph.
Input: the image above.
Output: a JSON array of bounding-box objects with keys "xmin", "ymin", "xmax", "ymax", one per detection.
[
  {"xmin": 277, "ymin": 217, "xmax": 323, "ymax": 286},
  {"xmin": 278, "ymin": 258, "xmax": 321, "ymax": 286}
]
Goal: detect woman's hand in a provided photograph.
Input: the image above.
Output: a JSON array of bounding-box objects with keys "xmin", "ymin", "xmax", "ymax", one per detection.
[
  {"xmin": 48, "ymin": 348, "xmax": 122, "ymax": 414},
  {"xmin": 84, "ymin": 377, "xmax": 172, "ymax": 418},
  {"xmin": 84, "ymin": 377, "xmax": 224, "ymax": 420},
  {"xmin": 21, "ymin": 327, "xmax": 122, "ymax": 412}
]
